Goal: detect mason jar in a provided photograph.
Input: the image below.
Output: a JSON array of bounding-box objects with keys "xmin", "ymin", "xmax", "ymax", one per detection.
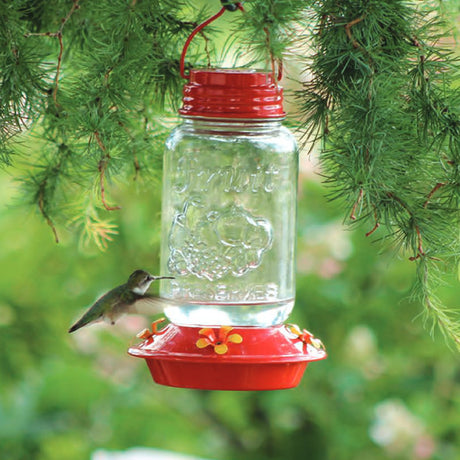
[{"xmin": 160, "ymin": 69, "xmax": 298, "ymax": 327}]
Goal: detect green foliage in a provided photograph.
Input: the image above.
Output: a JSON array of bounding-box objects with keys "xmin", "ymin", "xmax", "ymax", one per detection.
[
  {"xmin": 0, "ymin": 1, "xmax": 459, "ymax": 457},
  {"xmin": 297, "ymin": 0, "xmax": 460, "ymax": 347},
  {"xmin": 2, "ymin": 0, "xmax": 206, "ymax": 246},
  {"xmin": 234, "ymin": 0, "xmax": 306, "ymax": 71},
  {"xmin": 1, "ymin": 172, "xmax": 459, "ymax": 460}
]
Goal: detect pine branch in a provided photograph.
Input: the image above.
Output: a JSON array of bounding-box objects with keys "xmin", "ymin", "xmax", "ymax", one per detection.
[
  {"xmin": 22, "ymin": 142, "xmax": 74, "ymax": 243},
  {"xmin": 299, "ymin": 0, "xmax": 460, "ymax": 348},
  {"xmin": 24, "ymin": 0, "xmax": 81, "ymax": 105},
  {"xmin": 37, "ymin": 178, "xmax": 60, "ymax": 243},
  {"xmin": 0, "ymin": 2, "xmax": 50, "ymax": 165},
  {"xmin": 415, "ymin": 259, "xmax": 460, "ymax": 349},
  {"xmin": 234, "ymin": 0, "xmax": 307, "ymax": 71},
  {"xmin": 68, "ymin": 203, "xmax": 119, "ymax": 252},
  {"xmin": 93, "ymin": 130, "xmax": 121, "ymax": 212},
  {"xmin": 2, "ymin": 0, "xmax": 204, "ymax": 240}
]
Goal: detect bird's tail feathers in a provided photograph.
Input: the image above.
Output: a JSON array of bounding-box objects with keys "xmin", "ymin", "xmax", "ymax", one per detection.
[
  {"xmin": 68, "ymin": 312, "xmax": 101, "ymax": 333},
  {"xmin": 68, "ymin": 322, "xmax": 81, "ymax": 333}
]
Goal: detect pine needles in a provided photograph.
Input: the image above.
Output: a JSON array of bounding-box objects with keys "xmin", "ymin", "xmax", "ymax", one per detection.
[
  {"xmin": 297, "ymin": 0, "xmax": 460, "ymax": 348},
  {"xmin": 1, "ymin": 0, "xmax": 205, "ymax": 245}
]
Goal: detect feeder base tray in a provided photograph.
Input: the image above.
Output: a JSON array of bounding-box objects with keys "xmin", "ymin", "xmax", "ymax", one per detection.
[{"xmin": 128, "ymin": 324, "xmax": 326, "ymax": 391}]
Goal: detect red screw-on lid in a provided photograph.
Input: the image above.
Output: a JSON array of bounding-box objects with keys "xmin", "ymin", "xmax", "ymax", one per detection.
[{"xmin": 179, "ymin": 69, "xmax": 285, "ymax": 119}]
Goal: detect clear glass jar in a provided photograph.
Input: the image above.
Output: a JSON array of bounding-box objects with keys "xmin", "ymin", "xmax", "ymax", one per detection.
[{"xmin": 160, "ymin": 117, "xmax": 298, "ymax": 326}]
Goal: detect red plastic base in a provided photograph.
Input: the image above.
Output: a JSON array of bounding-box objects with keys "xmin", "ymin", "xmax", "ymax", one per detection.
[
  {"xmin": 145, "ymin": 359, "xmax": 308, "ymax": 391},
  {"xmin": 128, "ymin": 323, "xmax": 326, "ymax": 391}
]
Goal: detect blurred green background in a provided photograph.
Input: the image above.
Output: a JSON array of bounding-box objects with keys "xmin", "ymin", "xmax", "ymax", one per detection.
[
  {"xmin": 1, "ymin": 1, "xmax": 460, "ymax": 458},
  {"xmin": 1, "ymin": 144, "xmax": 459, "ymax": 460}
]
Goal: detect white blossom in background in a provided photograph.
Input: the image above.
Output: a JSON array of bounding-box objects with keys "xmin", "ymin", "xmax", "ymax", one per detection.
[
  {"xmin": 298, "ymin": 146, "xmax": 321, "ymax": 180},
  {"xmin": 369, "ymin": 399, "xmax": 436, "ymax": 459},
  {"xmin": 297, "ymin": 220, "xmax": 353, "ymax": 278},
  {"xmin": 343, "ymin": 325, "xmax": 386, "ymax": 379},
  {"xmin": 92, "ymin": 448, "xmax": 212, "ymax": 460}
]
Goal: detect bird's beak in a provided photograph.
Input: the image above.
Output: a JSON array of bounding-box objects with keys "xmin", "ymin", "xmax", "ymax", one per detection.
[{"xmin": 149, "ymin": 275, "xmax": 175, "ymax": 281}]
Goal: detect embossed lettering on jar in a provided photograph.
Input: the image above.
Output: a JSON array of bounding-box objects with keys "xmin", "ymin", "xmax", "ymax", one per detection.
[{"xmin": 160, "ymin": 71, "xmax": 299, "ymax": 327}]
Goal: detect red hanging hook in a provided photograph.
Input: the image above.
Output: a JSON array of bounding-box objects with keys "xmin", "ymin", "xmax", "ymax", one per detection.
[
  {"xmin": 179, "ymin": 2, "xmax": 282, "ymax": 82},
  {"xmin": 180, "ymin": 3, "xmax": 244, "ymax": 79}
]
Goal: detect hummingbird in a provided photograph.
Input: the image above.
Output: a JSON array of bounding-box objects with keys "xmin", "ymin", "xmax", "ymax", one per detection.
[{"xmin": 68, "ymin": 270, "xmax": 174, "ymax": 333}]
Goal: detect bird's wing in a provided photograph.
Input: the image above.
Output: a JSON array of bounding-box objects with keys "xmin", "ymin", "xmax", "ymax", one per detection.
[{"xmin": 128, "ymin": 294, "xmax": 176, "ymax": 315}]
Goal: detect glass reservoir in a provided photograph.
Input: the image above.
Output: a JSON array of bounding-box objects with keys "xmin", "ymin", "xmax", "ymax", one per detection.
[{"xmin": 160, "ymin": 70, "xmax": 298, "ymax": 327}]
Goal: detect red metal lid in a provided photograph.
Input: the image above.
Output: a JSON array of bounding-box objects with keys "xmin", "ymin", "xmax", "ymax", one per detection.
[
  {"xmin": 128, "ymin": 323, "xmax": 326, "ymax": 390},
  {"xmin": 179, "ymin": 69, "xmax": 286, "ymax": 119}
]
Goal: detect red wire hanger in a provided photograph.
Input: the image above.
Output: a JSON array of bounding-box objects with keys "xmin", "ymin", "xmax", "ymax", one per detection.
[{"xmin": 179, "ymin": 1, "xmax": 282, "ymax": 82}]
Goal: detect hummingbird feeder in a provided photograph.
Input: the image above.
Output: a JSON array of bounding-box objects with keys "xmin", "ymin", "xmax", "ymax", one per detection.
[{"xmin": 128, "ymin": 2, "xmax": 326, "ymax": 390}]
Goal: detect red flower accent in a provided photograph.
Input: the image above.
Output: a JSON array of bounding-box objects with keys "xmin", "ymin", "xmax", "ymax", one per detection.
[
  {"xmin": 287, "ymin": 324, "xmax": 324, "ymax": 351},
  {"xmin": 196, "ymin": 326, "xmax": 243, "ymax": 355},
  {"xmin": 137, "ymin": 317, "xmax": 166, "ymax": 340}
]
